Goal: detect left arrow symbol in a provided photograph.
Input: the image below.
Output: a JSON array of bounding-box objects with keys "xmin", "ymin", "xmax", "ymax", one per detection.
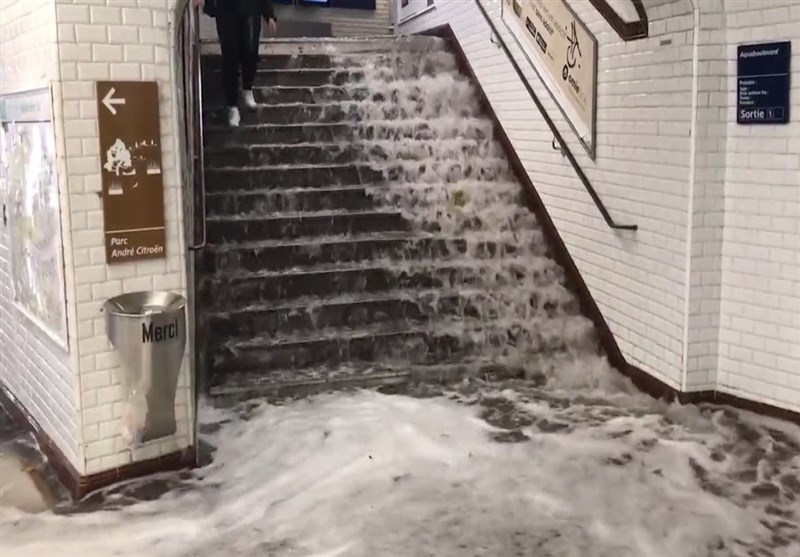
[{"xmin": 102, "ymin": 87, "xmax": 126, "ymax": 115}]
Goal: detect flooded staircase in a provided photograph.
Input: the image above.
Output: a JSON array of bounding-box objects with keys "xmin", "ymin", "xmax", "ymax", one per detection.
[{"xmin": 198, "ymin": 36, "xmax": 607, "ymax": 400}]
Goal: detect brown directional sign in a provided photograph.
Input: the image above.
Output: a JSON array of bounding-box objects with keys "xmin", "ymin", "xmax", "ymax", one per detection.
[{"xmin": 96, "ymin": 81, "xmax": 166, "ymax": 264}]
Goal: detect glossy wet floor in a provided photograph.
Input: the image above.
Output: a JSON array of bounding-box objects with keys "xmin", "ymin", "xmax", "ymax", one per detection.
[{"xmin": 0, "ymin": 400, "xmax": 66, "ymax": 517}]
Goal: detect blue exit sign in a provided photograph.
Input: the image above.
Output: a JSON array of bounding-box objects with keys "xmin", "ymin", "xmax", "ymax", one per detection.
[{"xmin": 737, "ymin": 41, "xmax": 791, "ymax": 125}]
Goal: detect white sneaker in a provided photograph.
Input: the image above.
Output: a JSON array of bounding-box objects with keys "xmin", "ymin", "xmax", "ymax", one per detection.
[
  {"xmin": 227, "ymin": 106, "xmax": 241, "ymax": 127},
  {"xmin": 241, "ymin": 89, "xmax": 257, "ymax": 110}
]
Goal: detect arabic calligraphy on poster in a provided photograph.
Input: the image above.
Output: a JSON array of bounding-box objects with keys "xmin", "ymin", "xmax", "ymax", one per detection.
[
  {"xmin": 0, "ymin": 88, "xmax": 69, "ymax": 347},
  {"xmin": 501, "ymin": 0, "xmax": 597, "ymax": 156}
]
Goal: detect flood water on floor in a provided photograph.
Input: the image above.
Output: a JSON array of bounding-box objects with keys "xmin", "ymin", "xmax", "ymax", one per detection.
[{"xmin": 1, "ymin": 379, "xmax": 798, "ymax": 557}]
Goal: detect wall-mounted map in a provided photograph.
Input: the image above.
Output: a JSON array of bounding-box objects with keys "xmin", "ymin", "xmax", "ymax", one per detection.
[{"xmin": 0, "ymin": 88, "xmax": 69, "ymax": 348}]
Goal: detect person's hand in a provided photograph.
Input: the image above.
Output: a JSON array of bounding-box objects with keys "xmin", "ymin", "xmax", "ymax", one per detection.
[
  {"xmin": 266, "ymin": 17, "xmax": 277, "ymax": 34},
  {"xmin": 193, "ymin": 0, "xmax": 204, "ymax": 8}
]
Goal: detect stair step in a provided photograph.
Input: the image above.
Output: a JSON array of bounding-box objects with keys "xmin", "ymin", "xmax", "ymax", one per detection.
[
  {"xmin": 201, "ymin": 231, "xmax": 547, "ymax": 274},
  {"xmin": 207, "ymin": 290, "xmax": 473, "ymax": 340},
  {"xmin": 202, "ymin": 118, "xmax": 495, "ymax": 147},
  {"xmin": 198, "ymin": 255, "xmax": 560, "ymax": 309},
  {"xmin": 205, "ymin": 210, "xmax": 409, "ymax": 243},
  {"xmin": 205, "ymin": 123, "xmax": 358, "ymax": 147},
  {"xmin": 201, "ymin": 66, "xmax": 467, "ymax": 107},
  {"xmin": 203, "ymin": 99, "xmax": 481, "ymax": 126},
  {"xmin": 202, "ymin": 69, "xmax": 364, "ymax": 89},
  {"xmin": 206, "ymin": 185, "xmax": 383, "ymax": 216},
  {"xmin": 203, "ymin": 102, "xmax": 355, "ymax": 127},
  {"xmin": 204, "ymin": 163, "xmax": 384, "ymax": 191},
  {"xmin": 205, "ymin": 285, "xmax": 576, "ymax": 339},
  {"xmin": 204, "ymin": 143, "xmax": 362, "ymax": 167},
  {"xmin": 232, "ymin": 85, "xmax": 371, "ymax": 105},
  {"xmin": 202, "ymin": 54, "xmax": 335, "ymax": 71},
  {"xmin": 203, "ymin": 158, "xmax": 512, "ymax": 191},
  {"xmin": 202, "ymin": 63, "xmax": 460, "ymax": 99},
  {"xmin": 235, "ymin": 35, "xmax": 446, "ymax": 56},
  {"xmin": 201, "ymin": 51, "xmax": 458, "ymax": 72},
  {"xmin": 207, "ymin": 360, "xmax": 526, "ymax": 399},
  {"xmin": 209, "ymin": 316, "xmax": 592, "ymax": 373},
  {"xmin": 205, "ymin": 139, "xmax": 499, "ymax": 168},
  {"xmin": 205, "ymin": 179, "xmax": 522, "ymax": 216}
]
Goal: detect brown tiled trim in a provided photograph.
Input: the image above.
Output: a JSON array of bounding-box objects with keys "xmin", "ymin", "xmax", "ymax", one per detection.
[
  {"xmin": 0, "ymin": 385, "xmax": 196, "ymax": 499},
  {"xmin": 589, "ymin": 0, "xmax": 649, "ymax": 41},
  {"xmin": 425, "ymin": 25, "xmax": 800, "ymax": 427},
  {"xmin": 78, "ymin": 446, "xmax": 196, "ymax": 498},
  {"xmin": 675, "ymin": 388, "xmax": 800, "ymax": 426},
  {"xmin": 0, "ymin": 386, "xmax": 82, "ymax": 498}
]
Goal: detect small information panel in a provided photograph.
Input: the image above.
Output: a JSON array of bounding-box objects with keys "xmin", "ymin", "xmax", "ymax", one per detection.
[
  {"xmin": 737, "ymin": 41, "xmax": 791, "ymax": 125},
  {"xmin": 96, "ymin": 81, "xmax": 166, "ymax": 264}
]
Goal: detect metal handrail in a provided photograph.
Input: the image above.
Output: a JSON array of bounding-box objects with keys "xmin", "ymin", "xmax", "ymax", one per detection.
[
  {"xmin": 174, "ymin": 0, "xmax": 207, "ymax": 251},
  {"xmin": 190, "ymin": 7, "xmax": 208, "ymax": 251},
  {"xmin": 172, "ymin": 0, "xmax": 205, "ymax": 468},
  {"xmin": 474, "ymin": 0, "xmax": 637, "ymax": 231}
]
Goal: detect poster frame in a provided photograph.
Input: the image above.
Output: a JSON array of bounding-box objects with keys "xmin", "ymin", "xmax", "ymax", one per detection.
[
  {"xmin": 499, "ymin": 0, "xmax": 598, "ymax": 160},
  {"xmin": 0, "ymin": 85, "xmax": 70, "ymax": 350}
]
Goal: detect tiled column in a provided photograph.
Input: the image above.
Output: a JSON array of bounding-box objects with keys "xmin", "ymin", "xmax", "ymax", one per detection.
[{"xmin": 54, "ymin": 0, "xmax": 194, "ymax": 490}]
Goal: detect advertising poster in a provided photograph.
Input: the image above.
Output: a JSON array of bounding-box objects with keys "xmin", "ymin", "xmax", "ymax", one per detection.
[
  {"xmin": 501, "ymin": 0, "xmax": 597, "ymax": 157},
  {"xmin": 0, "ymin": 88, "xmax": 69, "ymax": 347}
]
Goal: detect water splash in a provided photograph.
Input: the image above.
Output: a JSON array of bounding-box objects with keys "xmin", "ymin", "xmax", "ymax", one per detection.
[{"xmin": 322, "ymin": 40, "xmax": 614, "ymax": 389}]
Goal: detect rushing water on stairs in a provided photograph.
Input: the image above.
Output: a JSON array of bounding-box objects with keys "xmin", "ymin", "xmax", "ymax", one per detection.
[
  {"xmin": 202, "ymin": 37, "xmax": 624, "ymax": 395},
  {"xmin": 321, "ymin": 42, "xmax": 617, "ymax": 390}
]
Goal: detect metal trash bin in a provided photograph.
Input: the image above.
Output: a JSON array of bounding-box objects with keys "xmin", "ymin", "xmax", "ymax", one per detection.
[{"xmin": 104, "ymin": 291, "xmax": 187, "ymax": 446}]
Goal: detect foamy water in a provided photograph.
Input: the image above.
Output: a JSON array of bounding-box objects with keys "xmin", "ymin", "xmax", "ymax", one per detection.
[
  {"xmin": 2, "ymin": 391, "xmax": 798, "ymax": 557},
  {"xmin": 333, "ymin": 42, "xmax": 607, "ymax": 381}
]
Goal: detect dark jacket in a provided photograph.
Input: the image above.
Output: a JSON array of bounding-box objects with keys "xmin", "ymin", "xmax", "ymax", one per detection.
[{"xmin": 204, "ymin": 0, "xmax": 276, "ymax": 21}]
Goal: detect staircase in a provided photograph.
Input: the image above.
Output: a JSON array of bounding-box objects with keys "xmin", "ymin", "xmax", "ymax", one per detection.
[{"xmin": 198, "ymin": 36, "xmax": 605, "ymax": 400}]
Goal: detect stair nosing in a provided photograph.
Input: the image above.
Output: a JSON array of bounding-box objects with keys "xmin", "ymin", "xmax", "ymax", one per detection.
[
  {"xmin": 224, "ymin": 314, "xmax": 585, "ymax": 350},
  {"xmin": 207, "ymin": 283, "xmax": 569, "ymax": 317},
  {"xmin": 202, "ymin": 137, "xmax": 487, "ymax": 153},
  {"xmin": 204, "ymin": 156, "xmax": 509, "ymax": 172},
  {"xmin": 205, "ymin": 184, "xmax": 383, "ymax": 197},
  {"xmin": 202, "ymin": 66, "xmax": 460, "ymax": 76},
  {"xmin": 206, "ymin": 208, "xmax": 402, "ymax": 222},
  {"xmin": 202, "ymin": 253, "xmax": 552, "ymax": 283},
  {"xmin": 204, "ymin": 179, "xmax": 520, "ymax": 197},
  {"xmin": 207, "ymin": 371, "xmax": 409, "ymax": 397},
  {"xmin": 206, "ymin": 228, "xmax": 540, "ymax": 251},
  {"xmin": 206, "ymin": 359, "xmax": 529, "ymax": 396},
  {"xmin": 203, "ymin": 116, "xmax": 491, "ymax": 132},
  {"xmin": 203, "ymin": 68, "xmax": 358, "ymax": 74},
  {"xmin": 203, "ymin": 98, "xmax": 470, "ymax": 110}
]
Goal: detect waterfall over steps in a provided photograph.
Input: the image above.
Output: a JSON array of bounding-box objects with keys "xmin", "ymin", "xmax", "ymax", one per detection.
[{"xmin": 197, "ymin": 36, "xmax": 611, "ymax": 401}]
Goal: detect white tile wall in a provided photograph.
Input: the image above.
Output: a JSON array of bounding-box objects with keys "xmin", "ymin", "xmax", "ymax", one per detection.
[
  {"xmin": 401, "ymin": 0, "xmax": 697, "ymax": 389},
  {"xmin": 399, "ymin": 0, "xmax": 800, "ymax": 413},
  {"xmin": 717, "ymin": 1, "xmax": 800, "ymax": 412},
  {"xmin": 53, "ymin": 0, "xmax": 193, "ymax": 475},
  {"xmin": 0, "ymin": 0, "xmax": 82, "ymax": 471},
  {"xmin": 684, "ymin": 0, "xmax": 726, "ymax": 392}
]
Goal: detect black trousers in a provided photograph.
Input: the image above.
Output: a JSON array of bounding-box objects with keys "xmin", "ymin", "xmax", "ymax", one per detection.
[{"xmin": 215, "ymin": 15, "xmax": 261, "ymax": 107}]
